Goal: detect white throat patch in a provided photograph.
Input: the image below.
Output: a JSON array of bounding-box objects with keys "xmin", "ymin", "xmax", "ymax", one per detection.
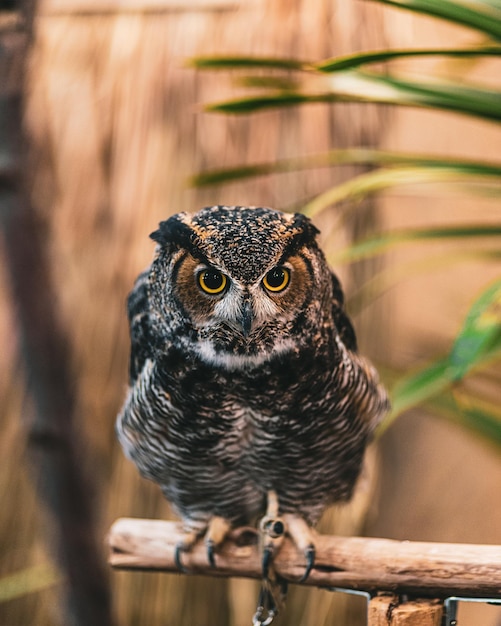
[{"xmin": 193, "ymin": 338, "xmax": 296, "ymax": 370}]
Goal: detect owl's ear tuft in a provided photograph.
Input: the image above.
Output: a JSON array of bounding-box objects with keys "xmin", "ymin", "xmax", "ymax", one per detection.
[
  {"xmin": 291, "ymin": 213, "xmax": 320, "ymax": 245},
  {"xmin": 150, "ymin": 214, "xmax": 193, "ymax": 248}
]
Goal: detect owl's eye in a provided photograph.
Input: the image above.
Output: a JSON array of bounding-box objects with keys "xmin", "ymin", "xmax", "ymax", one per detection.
[
  {"xmin": 197, "ymin": 269, "xmax": 228, "ymax": 295},
  {"xmin": 262, "ymin": 267, "xmax": 290, "ymax": 293}
]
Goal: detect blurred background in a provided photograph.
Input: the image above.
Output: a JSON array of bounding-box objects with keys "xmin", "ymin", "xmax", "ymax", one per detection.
[{"xmin": 1, "ymin": 0, "xmax": 500, "ymax": 625}]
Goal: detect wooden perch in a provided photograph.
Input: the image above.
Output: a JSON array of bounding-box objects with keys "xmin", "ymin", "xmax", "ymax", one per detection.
[{"xmin": 109, "ymin": 518, "xmax": 501, "ymax": 599}]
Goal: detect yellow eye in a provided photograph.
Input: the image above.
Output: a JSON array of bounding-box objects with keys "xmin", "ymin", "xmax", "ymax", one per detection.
[
  {"xmin": 263, "ymin": 267, "xmax": 290, "ymax": 293},
  {"xmin": 198, "ymin": 269, "xmax": 227, "ymax": 295}
]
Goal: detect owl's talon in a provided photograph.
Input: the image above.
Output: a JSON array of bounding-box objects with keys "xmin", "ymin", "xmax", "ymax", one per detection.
[
  {"xmin": 299, "ymin": 544, "xmax": 315, "ymax": 582},
  {"xmin": 204, "ymin": 516, "xmax": 231, "ymax": 569},
  {"xmin": 174, "ymin": 543, "xmax": 189, "ymax": 574},
  {"xmin": 207, "ymin": 539, "xmax": 216, "ymax": 568},
  {"xmin": 262, "ymin": 545, "xmax": 273, "ymax": 580}
]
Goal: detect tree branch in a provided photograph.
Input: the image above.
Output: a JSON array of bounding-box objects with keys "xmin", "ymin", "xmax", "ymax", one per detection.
[{"xmin": 109, "ymin": 518, "xmax": 501, "ymax": 599}]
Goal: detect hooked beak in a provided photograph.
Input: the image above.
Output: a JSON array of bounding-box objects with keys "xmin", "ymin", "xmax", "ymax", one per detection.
[{"xmin": 241, "ymin": 298, "xmax": 253, "ymax": 337}]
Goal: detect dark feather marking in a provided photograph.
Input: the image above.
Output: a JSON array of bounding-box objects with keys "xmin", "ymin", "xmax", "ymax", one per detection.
[
  {"xmin": 277, "ymin": 212, "xmax": 320, "ymax": 263},
  {"xmin": 127, "ymin": 269, "xmax": 152, "ymax": 383},
  {"xmin": 150, "ymin": 215, "xmax": 192, "ymax": 248},
  {"xmin": 330, "ymin": 273, "xmax": 358, "ymax": 352}
]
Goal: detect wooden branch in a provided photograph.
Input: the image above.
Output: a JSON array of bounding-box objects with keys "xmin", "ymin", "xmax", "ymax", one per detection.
[{"xmin": 109, "ymin": 518, "xmax": 501, "ymax": 599}]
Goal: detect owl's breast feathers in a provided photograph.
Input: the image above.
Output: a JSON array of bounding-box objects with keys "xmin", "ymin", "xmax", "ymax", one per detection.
[{"xmin": 117, "ymin": 266, "xmax": 389, "ymax": 525}]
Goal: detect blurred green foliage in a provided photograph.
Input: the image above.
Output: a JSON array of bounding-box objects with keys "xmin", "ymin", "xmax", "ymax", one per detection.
[{"xmin": 191, "ymin": 0, "xmax": 501, "ymax": 449}]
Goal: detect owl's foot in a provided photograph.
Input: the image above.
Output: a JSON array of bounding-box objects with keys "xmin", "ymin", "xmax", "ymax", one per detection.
[
  {"xmin": 260, "ymin": 518, "xmax": 286, "ymax": 579},
  {"xmin": 258, "ymin": 492, "xmax": 317, "ymax": 583},
  {"xmin": 282, "ymin": 513, "xmax": 317, "ymax": 582},
  {"xmin": 255, "ymin": 492, "xmax": 289, "ymax": 626},
  {"xmin": 174, "ymin": 516, "xmax": 232, "ymax": 573}
]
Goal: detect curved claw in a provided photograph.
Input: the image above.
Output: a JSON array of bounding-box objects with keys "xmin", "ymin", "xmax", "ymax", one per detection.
[
  {"xmin": 262, "ymin": 545, "xmax": 273, "ymax": 580},
  {"xmin": 174, "ymin": 543, "xmax": 189, "ymax": 574},
  {"xmin": 299, "ymin": 544, "xmax": 315, "ymax": 583},
  {"xmin": 207, "ymin": 539, "xmax": 216, "ymax": 568}
]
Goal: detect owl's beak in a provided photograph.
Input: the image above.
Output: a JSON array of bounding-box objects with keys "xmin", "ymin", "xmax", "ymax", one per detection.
[{"xmin": 241, "ymin": 298, "xmax": 253, "ymax": 337}]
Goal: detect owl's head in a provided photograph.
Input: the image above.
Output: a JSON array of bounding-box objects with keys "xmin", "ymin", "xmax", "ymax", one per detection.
[{"xmin": 149, "ymin": 205, "xmax": 332, "ymax": 369}]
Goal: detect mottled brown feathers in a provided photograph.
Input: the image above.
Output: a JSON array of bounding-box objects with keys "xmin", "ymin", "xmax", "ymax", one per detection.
[
  {"xmin": 150, "ymin": 205, "xmax": 320, "ymax": 283},
  {"xmin": 117, "ymin": 205, "xmax": 389, "ymax": 534}
]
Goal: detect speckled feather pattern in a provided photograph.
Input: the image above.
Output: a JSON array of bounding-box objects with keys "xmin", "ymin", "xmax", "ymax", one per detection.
[{"xmin": 117, "ymin": 205, "xmax": 389, "ymax": 532}]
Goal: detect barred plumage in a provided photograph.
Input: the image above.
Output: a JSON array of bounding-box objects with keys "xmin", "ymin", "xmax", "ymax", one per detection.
[{"xmin": 117, "ymin": 205, "xmax": 389, "ymax": 582}]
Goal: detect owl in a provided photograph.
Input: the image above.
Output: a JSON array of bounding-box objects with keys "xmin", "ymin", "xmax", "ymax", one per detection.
[{"xmin": 116, "ymin": 205, "xmax": 389, "ymax": 590}]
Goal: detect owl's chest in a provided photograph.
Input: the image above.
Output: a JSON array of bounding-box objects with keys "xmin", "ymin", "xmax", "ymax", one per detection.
[{"xmin": 156, "ymin": 348, "xmax": 335, "ymax": 446}]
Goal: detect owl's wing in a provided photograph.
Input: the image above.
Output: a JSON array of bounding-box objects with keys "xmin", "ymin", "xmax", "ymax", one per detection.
[
  {"xmin": 330, "ymin": 272, "xmax": 358, "ymax": 352},
  {"xmin": 126, "ymin": 268, "xmax": 153, "ymax": 384},
  {"xmin": 331, "ymin": 272, "xmax": 390, "ymax": 428}
]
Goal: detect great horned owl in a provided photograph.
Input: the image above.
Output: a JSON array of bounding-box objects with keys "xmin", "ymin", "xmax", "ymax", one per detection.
[{"xmin": 117, "ymin": 205, "xmax": 389, "ymax": 586}]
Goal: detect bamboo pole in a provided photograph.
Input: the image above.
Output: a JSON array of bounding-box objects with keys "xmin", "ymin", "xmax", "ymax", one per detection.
[{"xmin": 109, "ymin": 518, "xmax": 501, "ymax": 599}]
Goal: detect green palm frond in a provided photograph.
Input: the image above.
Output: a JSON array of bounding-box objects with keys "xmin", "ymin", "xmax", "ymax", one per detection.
[
  {"xmin": 372, "ymin": 0, "xmax": 501, "ymax": 41},
  {"xmin": 381, "ymin": 279, "xmax": 501, "ymax": 433},
  {"xmin": 191, "ymin": 0, "xmax": 501, "ymax": 445},
  {"xmin": 190, "ymin": 149, "xmax": 501, "ymax": 187}
]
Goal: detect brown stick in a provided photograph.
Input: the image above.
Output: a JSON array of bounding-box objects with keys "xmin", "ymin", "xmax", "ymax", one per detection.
[{"xmin": 108, "ymin": 518, "xmax": 501, "ymax": 599}]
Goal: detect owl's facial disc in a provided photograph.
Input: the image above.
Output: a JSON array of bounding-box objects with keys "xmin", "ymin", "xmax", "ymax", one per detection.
[
  {"xmin": 209, "ymin": 266, "xmax": 291, "ymax": 337},
  {"xmin": 195, "ymin": 264, "xmax": 295, "ymax": 337},
  {"xmin": 174, "ymin": 250, "xmax": 314, "ymax": 367}
]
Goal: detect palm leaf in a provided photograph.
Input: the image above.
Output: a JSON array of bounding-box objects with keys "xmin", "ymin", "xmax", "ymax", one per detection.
[
  {"xmin": 448, "ymin": 278, "xmax": 501, "ymax": 380},
  {"xmin": 381, "ymin": 279, "xmax": 501, "ymax": 434},
  {"xmin": 386, "ymin": 358, "xmax": 452, "ymax": 422},
  {"xmin": 317, "ymin": 46, "xmax": 501, "ymax": 72},
  {"xmin": 189, "ymin": 55, "xmax": 307, "ymax": 71},
  {"xmin": 206, "ymin": 70, "xmax": 501, "ymax": 123},
  {"xmin": 191, "ymin": 44, "xmax": 501, "ymax": 74},
  {"xmin": 346, "ymin": 249, "xmax": 501, "ymax": 314},
  {"xmin": 190, "ymin": 149, "xmax": 501, "ymax": 187},
  {"xmin": 190, "ymin": 0, "xmax": 501, "ymax": 449},
  {"xmin": 336, "ymin": 225, "xmax": 501, "ymax": 263},
  {"xmin": 372, "ymin": 0, "xmax": 501, "ymax": 41},
  {"xmin": 301, "ymin": 166, "xmax": 501, "ymax": 218},
  {"xmin": 426, "ymin": 391, "xmax": 501, "ymax": 451}
]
